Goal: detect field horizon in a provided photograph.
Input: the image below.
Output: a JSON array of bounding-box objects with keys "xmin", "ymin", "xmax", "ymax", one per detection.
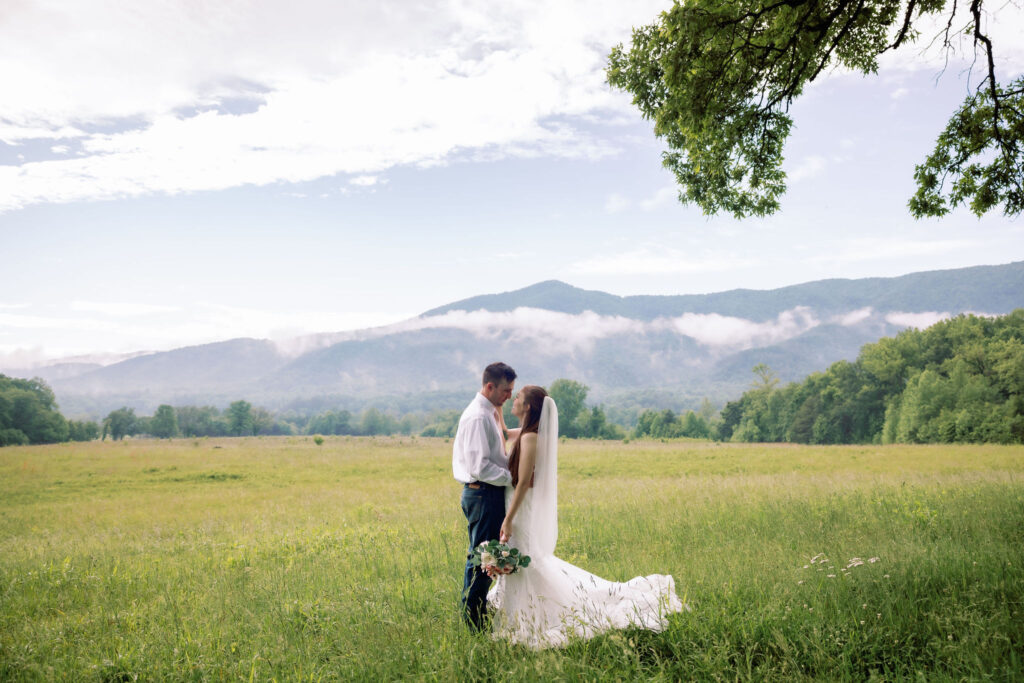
[{"xmin": 2, "ymin": 436, "xmax": 1022, "ymax": 680}]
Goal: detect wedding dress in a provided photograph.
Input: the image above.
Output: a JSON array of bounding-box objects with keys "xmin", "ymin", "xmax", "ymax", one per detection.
[{"xmin": 487, "ymin": 396, "xmax": 684, "ymax": 649}]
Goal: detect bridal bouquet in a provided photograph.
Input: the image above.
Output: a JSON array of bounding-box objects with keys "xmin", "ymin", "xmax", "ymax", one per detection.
[{"xmin": 471, "ymin": 540, "xmax": 531, "ymax": 578}]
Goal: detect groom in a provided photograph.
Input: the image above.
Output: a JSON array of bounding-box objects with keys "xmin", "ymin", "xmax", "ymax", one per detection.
[{"xmin": 453, "ymin": 361, "xmax": 516, "ymax": 630}]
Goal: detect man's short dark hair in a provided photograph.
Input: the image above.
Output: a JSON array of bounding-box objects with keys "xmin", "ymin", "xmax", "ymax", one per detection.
[{"xmin": 482, "ymin": 362, "xmax": 517, "ymax": 386}]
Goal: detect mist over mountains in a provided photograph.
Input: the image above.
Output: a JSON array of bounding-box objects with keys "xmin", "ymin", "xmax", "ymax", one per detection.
[{"xmin": 7, "ymin": 261, "xmax": 1024, "ymax": 418}]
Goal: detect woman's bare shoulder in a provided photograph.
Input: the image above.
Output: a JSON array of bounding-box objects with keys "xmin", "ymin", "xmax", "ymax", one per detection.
[{"xmin": 521, "ymin": 432, "xmax": 538, "ymax": 445}]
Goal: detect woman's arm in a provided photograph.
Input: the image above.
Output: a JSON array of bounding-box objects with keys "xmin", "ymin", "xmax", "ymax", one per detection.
[
  {"xmin": 495, "ymin": 406, "xmax": 521, "ymax": 452},
  {"xmin": 499, "ymin": 433, "xmax": 536, "ymax": 542}
]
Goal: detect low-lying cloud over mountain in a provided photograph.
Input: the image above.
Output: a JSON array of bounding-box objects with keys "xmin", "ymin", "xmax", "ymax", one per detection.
[
  {"xmin": 339, "ymin": 305, "xmax": 847, "ymax": 353},
  {"xmin": 6, "ymin": 261, "xmax": 1023, "ymax": 417}
]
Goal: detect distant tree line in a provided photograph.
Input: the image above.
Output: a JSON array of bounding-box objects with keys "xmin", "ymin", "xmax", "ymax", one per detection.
[
  {"xmin": 632, "ymin": 398, "xmax": 718, "ymax": 440},
  {"xmin": 716, "ymin": 311, "xmax": 1024, "ymax": 445},
  {"xmin": 101, "ymin": 401, "xmax": 300, "ymax": 440},
  {"xmin": 0, "ymin": 373, "xmax": 718, "ymax": 446},
  {"xmin": 317, "ymin": 379, "xmax": 628, "ymax": 440}
]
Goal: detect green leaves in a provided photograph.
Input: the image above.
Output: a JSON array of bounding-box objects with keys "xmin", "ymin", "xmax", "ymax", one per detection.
[
  {"xmin": 910, "ymin": 76, "xmax": 1024, "ymax": 218},
  {"xmin": 608, "ymin": 0, "xmax": 1022, "ymax": 219}
]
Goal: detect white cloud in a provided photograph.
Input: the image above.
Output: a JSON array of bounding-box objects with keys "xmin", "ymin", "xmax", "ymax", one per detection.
[
  {"xmin": 890, "ymin": 87, "xmax": 909, "ymax": 100},
  {"xmin": 653, "ymin": 307, "xmax": 819, "ymax": 349},
  {"xmin": 71, "ymin": 301, "xmax": 181, "ymax": 316},
  {"xmin": 834, "ymin": 307, "xmax": 874, "ymax": 326},
  {"xmin": 0, "ymin": 301, "xmax": 411, "ymax": 360},
  {"xmin": 604, "ymin": 192, "xmax": 629, "ymax": 213},
  {"xmin": 349, "ymin": 175, "xmax": 384, "ymax": 187},
  {"xmin": 0, "ymin": 312, "xmax": 117, "ymax": 331},
  {"xmin": 4, "ymin": 301, "xmax": 974, "ymax": 363},
  {"xmin": 788, "ymin": 155, "xmax": 827, "ymax": 183},
  {"xmin": 0, "ymin": 346, "xmax": 146, "ymax": 371},
  {"xmin": 334, "ymin": 305, "xmax": 823, "ymax": 353},
  {"xmin": 0, "ymin": 346, "xmax": 48, "ymax": 370},
  {"xmin": 192, "ymin": 302, "xmax": 406, "ymax": 342},
  {"xmin": 568, "ymin": 247, "xmax": 757, "ymax": 276},
  {"xmin": 0, "ymin": 0, "xmax": 668, "ymax": 212},
  {"xmin": 885, "ymin": 311, "xmax": 950, "ymax": 329},
  {"xmin": 400, "ymin": 307, "xmax": 640, "ymax": 354},
  {"xmin": 639, "ymin": 186, "xmax": 678, "ymax": 211}
]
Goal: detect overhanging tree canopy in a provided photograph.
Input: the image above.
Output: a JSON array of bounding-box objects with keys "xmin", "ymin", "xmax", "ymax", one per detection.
[{"xmin": 606, "ymin": 0, "xmax": 1024, "ymax": 218}]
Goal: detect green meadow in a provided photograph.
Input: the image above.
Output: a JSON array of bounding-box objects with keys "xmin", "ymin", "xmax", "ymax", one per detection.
[{"xmin": 1, "ymin": 437, "xmax": 1022, "ymax": 681}]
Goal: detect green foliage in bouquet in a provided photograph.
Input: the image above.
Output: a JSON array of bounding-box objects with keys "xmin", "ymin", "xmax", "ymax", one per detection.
[{"xmin": 471, "ymin": 539, "xmax": 531, "ymax": 578}]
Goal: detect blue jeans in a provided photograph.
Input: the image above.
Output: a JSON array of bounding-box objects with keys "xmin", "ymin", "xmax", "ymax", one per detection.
[{"xmin": 460, "ymin": 483, "xmax": 505, "ymax": 629}]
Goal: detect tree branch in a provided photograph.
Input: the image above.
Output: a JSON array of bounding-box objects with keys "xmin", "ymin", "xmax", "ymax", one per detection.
[{"xmin": 889, "ymin": 0, "xmax": 920, "ymax": 49}]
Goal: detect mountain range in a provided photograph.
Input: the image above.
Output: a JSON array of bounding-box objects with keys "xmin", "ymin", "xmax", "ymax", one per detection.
[{"xmin": 7, "ymin": 261, "xmax": 1024, "ymax": 418}]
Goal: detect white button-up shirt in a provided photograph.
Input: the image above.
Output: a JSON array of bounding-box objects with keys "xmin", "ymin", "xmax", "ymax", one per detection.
[{"xmin": 452, "ymin": 392, "xmax": 510, "ymax": 486}]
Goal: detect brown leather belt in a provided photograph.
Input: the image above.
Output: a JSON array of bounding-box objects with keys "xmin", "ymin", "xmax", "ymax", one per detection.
[{"xmin": 465, "ymin": 481, "xmax": 499, "ymax": 490}]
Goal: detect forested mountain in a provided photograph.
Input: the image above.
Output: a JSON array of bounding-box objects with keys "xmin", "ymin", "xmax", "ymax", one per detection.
[
  {"xmin": 714, "ymin": 311, "xmax": 1024, "ymax": 444},
  {"xmin": 5, "ymin": 261, "xmax": 1023, "ymax": 418}
]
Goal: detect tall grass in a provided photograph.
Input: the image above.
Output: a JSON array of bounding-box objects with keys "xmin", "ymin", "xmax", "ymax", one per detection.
[{"xmin": 1, "ymin": 437, "xmax": 1022, "ymax": 680}]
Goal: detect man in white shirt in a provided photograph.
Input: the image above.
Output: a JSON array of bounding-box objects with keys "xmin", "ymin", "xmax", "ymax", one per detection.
[{"xmin": 453, "ymin": 361, "xmax": 516, "ymax": 630}]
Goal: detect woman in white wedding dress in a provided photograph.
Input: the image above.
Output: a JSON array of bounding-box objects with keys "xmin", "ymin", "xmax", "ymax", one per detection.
[{"xmin": 488, "ymin": 385, "xmax": 684, "ymax": 649}]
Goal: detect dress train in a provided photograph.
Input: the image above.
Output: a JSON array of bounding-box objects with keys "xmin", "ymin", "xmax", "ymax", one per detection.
[{"xmin": 487, "ymin": 485, "xmax": 683, "ymax": 649}]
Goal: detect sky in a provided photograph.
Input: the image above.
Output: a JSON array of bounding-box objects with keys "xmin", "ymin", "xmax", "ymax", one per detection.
[{"xmin": 2, "ymin": 0, "xmax": 1023, "ymax": 365}]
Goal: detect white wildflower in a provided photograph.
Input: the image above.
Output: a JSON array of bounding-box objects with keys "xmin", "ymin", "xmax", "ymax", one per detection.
[
  {"xmin": 827, "ymin": 574, "xmax": 836, "ymax": 578},
  {"xmin": 869, "ymin": 557, "xmax": 880, "ymax": 563}
]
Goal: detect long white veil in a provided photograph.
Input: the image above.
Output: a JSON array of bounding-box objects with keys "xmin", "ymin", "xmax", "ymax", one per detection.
[{"xmin": 532, "ymin": 395, "xmax": 558, "ymax": 557}]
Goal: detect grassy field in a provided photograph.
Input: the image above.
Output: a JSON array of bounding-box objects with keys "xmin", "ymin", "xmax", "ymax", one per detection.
[{"xmin": 1, "ymin": 437, "xmax": 1022, "ymax": 681}]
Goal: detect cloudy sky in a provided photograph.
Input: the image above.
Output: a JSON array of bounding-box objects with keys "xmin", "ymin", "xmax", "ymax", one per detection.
[{"xmin": 2, "ymin": 0, "xmax": 1023, "ymax": 364}]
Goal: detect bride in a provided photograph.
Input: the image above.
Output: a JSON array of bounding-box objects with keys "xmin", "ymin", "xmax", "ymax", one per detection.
[{"xmin": 488, "ymin": 385, "xmax": 684, "ymax": 649}]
